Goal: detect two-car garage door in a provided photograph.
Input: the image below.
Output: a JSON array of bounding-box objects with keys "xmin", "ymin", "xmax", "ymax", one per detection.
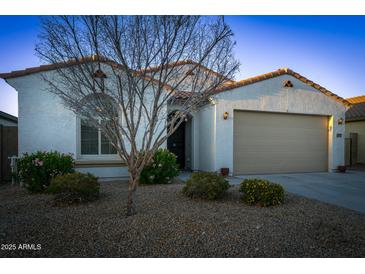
[{"xmin": 233, "ymin": 110, "xmax": 329, "ymax": 175}]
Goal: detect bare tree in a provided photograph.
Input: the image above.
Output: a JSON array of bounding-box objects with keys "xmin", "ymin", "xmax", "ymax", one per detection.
[{"xmin": 36, "ymin": 16, "xmax": 239, "ymax": 216}]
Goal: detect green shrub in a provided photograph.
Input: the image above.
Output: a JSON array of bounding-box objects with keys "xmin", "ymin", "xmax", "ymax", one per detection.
[
  {"xmin": 239, "ymin": 178, "xmax": 284, "ymax": 207},
  {"xmin": 140, "ymin": 149, "xmax": 179, "ymax": 184},
  {"xmin": 17, "ymin": 151, "xmax": 74, "ymax": 193},
  {"xmin": 47, "ymin": 172, "xmax": 99, "ymax": 205},
  {"xmin": 182, "ymin": 172, "xmax": 230, "ymax": 200}
]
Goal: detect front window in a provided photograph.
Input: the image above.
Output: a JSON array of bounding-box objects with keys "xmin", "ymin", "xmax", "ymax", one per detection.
[
  {"xmin": 79, "ymin": 92, "xmax": 119, "ymax": 156},
  {"xmin": 80, "ymin": 119, "xmax": 117, "ymax": 155}
]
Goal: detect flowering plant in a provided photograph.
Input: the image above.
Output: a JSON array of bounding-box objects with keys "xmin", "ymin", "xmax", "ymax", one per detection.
[
  {"xmin": 17, "ymin": 151, "xmax": 75, "ymax": 192},
  {"xmin": 140, "ymin": 148, "xmax": 179, "ymax": 184}
]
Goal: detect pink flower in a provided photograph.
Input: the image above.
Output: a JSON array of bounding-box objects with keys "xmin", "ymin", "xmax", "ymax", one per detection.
[{"xmin": 32, "ymin": 158, "xmax": 43, "ymax": 167}]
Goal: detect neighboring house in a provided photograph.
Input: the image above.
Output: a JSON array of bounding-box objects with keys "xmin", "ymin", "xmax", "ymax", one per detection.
[
  {"xmin": 345, "ymin": 95, "xmax": 365, "ymax": 166},
  {"xmin": 0, "ymin": 110, "xmax": 18, "ymax": 127},
  {"xmin": 0, "ymin": 62, "xmax": 350, "ymax": 178},
  {"xmin": 0, "ymin": 111, "xmax": 18, "ymax": 182}
]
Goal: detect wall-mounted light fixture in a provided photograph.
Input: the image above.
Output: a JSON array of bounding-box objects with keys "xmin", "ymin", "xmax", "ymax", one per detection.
[
  {"xmin": 223, "ymin": 111, "xmax": 229, "ymax": 120},
  {"xmin": 338, "ymin": 118, "xmax": 344, "ymax": 125}
]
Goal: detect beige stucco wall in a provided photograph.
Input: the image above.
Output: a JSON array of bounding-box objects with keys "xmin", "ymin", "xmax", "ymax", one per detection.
[{"xmin": 346, "ymin": 120, "xmax": 365, "ymax": 164}]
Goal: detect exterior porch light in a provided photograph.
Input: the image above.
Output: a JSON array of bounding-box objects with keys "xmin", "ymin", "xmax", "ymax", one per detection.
[
  {"xmin": 337, "ymin": 117, "xmax": 344, "ymax": 125},
  {"xmin": 223, "ymin": 111, "xmax": 229, "ymax": 120}
]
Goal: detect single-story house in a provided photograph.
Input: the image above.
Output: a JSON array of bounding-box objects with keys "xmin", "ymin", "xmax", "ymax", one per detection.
[
  {"xmin": 0, "ymin": 62, "xmax": 350, "ymax": 179},
  {"xmin": 345, "ymin": 95, "xmax": 365, "ymax": 166}
]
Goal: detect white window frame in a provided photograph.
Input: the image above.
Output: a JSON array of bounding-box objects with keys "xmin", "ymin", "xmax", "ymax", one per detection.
[{"xmin": 76, "ymin": 117, "xmax": 120, "ymax": 160}]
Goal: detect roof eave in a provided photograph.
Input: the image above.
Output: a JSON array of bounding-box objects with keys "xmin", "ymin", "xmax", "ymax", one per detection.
[
  {"xmin": 0, "ymin": 111, "xmax": 18, "ymax": 123},
  {"xmin": 212, "ymin": 68, "xmax": 351, "ymax": 108}
]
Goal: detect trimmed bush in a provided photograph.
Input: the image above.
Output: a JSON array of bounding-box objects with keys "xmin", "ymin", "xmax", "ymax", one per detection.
[
  {"xmin": 17, "ymin": 151, "xmax": 74, "ymax": 193},
  {"xmin": 239, "ymin": 178, "xmax": 284, "ymax": 207},
  {"xmin": 182, "ymin": 172, "xmax": 230, "ymax": 200},
  {"xmin": 47, "ymin": 172, "xmax": 99, "ymax": 205},
  {"xmin": 140, "ymin": 149, "xmax": 179, "ymax": 185}
]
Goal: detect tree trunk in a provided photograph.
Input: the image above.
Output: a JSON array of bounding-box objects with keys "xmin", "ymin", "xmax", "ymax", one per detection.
[{"xmin": 126, "ymin": 175, "xmax": 138, "ymax": 216}]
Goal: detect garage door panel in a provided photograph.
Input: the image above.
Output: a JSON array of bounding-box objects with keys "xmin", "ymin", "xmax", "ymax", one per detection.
[
  {"xmin": 236, "ymin": 137, "xmax": 327, "ymax": 147},
  {"xmin": 236, "ymin": 151, "xmax": 327, "ymax": 161},
  {"xmin": 235, "ymin": 128, "xmax": 327, "ymax": 140},
  {"xmin": 236, "ymin": 136, "xmax": 328, "ymax": 149},
  {"xmin": 237, "ymin": 148, "xmax": 327, "ymax": 156},
  {"xmin": 238, "ymin": 115, "xmax": 326, "ymax": 127},
  {"xmin": 233, "ymin": 111, "xmax": 328, "ymax": 174},
  {"xmin": 234, "ymin": 155, "xmax": 327, "ymax": 173}
]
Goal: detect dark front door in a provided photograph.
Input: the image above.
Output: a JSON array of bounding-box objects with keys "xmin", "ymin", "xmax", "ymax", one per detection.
[{"xmin": 167, "ymin": 122, "xmax": 185, "ymax": 170}]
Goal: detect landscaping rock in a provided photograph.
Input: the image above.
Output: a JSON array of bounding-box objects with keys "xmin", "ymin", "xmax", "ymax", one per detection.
[{"xmin": 0, "ymin": 182, "xmax": 364, "ymax": 257}]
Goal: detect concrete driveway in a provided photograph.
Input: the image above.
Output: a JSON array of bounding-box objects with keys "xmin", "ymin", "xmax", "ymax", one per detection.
[{"xmin": 231, "ymin": 171, "xmax": 365, "ymax": 214}]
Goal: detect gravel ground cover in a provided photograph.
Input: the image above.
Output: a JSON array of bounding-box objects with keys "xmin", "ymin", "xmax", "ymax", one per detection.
[{"xmin": 0, "ymin": 181, "xmax": 364, "ymax": 258}]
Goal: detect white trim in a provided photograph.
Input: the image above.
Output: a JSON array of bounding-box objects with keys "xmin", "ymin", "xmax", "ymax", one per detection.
[{"xmin": 76, "ymin": 116, "xmax": 120, "ymax": 160}]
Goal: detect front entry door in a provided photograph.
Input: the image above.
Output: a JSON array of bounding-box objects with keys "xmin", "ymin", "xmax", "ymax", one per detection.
[{"xmin": 167, "ymin": 122, "xmax": 185, "ymax": 170}]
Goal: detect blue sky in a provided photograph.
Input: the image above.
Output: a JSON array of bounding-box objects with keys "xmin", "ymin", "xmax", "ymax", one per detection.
[{"xmin": 1, "ymin": 15, "xmax": 365, "ymax": 116}]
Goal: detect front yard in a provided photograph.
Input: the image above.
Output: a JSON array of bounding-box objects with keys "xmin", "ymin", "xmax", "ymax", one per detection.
[{"xmin": 0, "ymin": 181, "xmax": 364, "ymax": 257}]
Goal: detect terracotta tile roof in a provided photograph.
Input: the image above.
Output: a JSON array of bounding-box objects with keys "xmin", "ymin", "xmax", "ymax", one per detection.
[
  {"xmin": 346, "ymin": 95, "xmax": 365, "ymax": 121},
  {"xmin": 0, "ymin": 56, "xmax": 177, "ymax": 92},
  {"xmin": 346, "ymin": 95, "xmax": 365, "ymax": 104},
  {"xmin": 0, "ymin": 59, "xmax": 350, "ymax": 108},
  {"xmin": 210, "ymin": 68, "xmax": 351, "ymax": 107},
  {"xmin": 0, "ymin": 56, "xmax": 109, "ymax": 79},
  {"xmin": 172, "ymin": 91, "xmax": 194, "ymax": 98},
  {"xmin": 0, "ymin": 57, "xmax": 229, "ymax": 95},
  {"xmin": 141, "ymin": 59, "xmax": 235, "ymax": 83},
  {"xmin": 0, "ymin": 58, "xmax": 231, "ymax": 82}
]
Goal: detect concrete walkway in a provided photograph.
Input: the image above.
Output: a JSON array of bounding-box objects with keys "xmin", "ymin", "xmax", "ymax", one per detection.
[{"xmin": 179, "ymin": 171, "xmax": 365, "ymax": 214}]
